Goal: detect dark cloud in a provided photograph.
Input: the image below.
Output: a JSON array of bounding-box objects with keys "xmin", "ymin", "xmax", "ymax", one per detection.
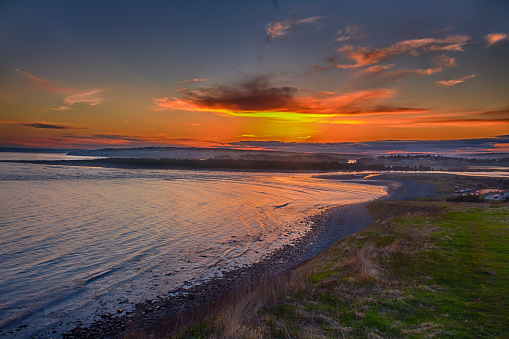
[
  {"xmin": 2, "ymin": 121, "xmax": 86, "ymax": 130},
  {"xmin": 168, "ymin": 76, "xmax": 300, "ymax": 111}
]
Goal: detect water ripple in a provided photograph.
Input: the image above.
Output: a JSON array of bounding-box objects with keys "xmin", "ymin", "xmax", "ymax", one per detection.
[{"xmin": 0, "ymin": 162, "xmax": 387, "ymax": 337}]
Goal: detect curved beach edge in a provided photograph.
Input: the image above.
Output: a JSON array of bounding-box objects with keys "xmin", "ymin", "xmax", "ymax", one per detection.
[{"xmin": 60, "ymin": 175, "xmax": 435, "ymax": 338}]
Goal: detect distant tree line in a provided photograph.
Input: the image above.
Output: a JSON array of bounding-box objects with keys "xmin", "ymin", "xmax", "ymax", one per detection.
[{"xmin": 71, "ymin": 157, "xmax": 433, "ymax": 171}]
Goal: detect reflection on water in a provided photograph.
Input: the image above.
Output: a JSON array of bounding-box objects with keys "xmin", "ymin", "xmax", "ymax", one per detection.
[{"xmin": 0, "ymin": 157, "xmax": 387, "ymax": 337}]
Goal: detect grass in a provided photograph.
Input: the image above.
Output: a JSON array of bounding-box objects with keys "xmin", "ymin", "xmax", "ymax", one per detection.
[
  {"xmin": 247, "ymin": 200, "xmax": 509, "ymax": 338},
  {"xmin": 387, "ymin": 172, "xmax": 508, "ymax": 194},
  {"xmin": 129, "ymin": 179, "xmax": 509, "ymax": 338}
]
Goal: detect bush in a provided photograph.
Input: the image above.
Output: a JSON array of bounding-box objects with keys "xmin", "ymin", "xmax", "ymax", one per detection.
[{"xmin": 446, "ymin": 195, "xmax": 481, "ymax": 203}]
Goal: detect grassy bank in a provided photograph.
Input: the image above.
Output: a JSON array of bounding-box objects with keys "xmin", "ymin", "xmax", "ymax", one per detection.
[
  {"xmin": 155, "ymin": 201, "xmax": 509, "ymax": 338},
  {"xmin": 128, "ymin": 175, "xmax": 509, "ymax": 338}
]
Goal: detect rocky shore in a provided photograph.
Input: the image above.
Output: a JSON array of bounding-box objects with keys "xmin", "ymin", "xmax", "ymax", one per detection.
[{"xmin": 59, "ymin": 175, "xmax": 435, "ymax": 338}]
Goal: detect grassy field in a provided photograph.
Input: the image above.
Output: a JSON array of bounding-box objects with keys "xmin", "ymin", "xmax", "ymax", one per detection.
[{"xmin": 133, "ymin": 176, "xmax": 509, "ymax": 338}]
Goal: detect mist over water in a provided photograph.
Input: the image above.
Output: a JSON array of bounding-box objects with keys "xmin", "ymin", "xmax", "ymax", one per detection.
[{"xmin": 0, "ymin": 154, "xmax": 387, "ymax": 337}]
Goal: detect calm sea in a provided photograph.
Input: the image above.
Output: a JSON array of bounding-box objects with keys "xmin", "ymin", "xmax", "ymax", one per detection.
[{"xmin": 0, "ymin": 153, "xmax": 387, "ymax": 337}]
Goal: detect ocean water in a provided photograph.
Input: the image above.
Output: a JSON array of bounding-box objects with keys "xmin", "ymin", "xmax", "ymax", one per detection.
[{"xmin": 0, "ymin": 154, "xmax": 387, "ymax": 337}]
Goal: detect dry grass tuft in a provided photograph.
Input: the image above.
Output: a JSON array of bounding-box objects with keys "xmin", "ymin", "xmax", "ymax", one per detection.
[
  {"xmin": 388, "ymin": 239, "xmax": 401, "ymax": 254},
  {"xmin": 344, "ymin": 241, "xmax": 380, "ymax": 281},
  {"xmin": 402, "ymin": 322, "xmax": 445, "ymax": 336},
  {"xmin": 213, "ymin": 273, "xmax": 291, "ymax": 338}
]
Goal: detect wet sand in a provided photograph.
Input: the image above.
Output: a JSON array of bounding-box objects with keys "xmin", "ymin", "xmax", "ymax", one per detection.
[{"xmin": 59, "ymin": 175, "xmax": 435, "ymax": 338}]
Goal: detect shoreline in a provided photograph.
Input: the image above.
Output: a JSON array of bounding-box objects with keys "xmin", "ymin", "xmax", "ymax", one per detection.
[
  {"xmin": 59, "ymin": 176, "xmax": 434, "ymax": 338},
  {"xmin": 3, "ymin": 159, "xmax": 508, "ymax": 174}
]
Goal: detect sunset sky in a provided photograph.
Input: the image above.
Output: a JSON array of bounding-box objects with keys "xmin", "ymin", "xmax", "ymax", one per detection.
[{"xmin": 1, "ymin": 0, "xmax": 509, "ymax": 153}]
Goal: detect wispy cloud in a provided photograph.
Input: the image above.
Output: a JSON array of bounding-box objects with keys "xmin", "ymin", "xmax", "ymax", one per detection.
[
  {"xmin": 485, "ymin": 33, "xmax": 508, "ymax": 47},
  {"xmin": 177, "ymin": 78, "xmax": 210, "ymax": 85},
  {"xmin": 414, "ymin": 67, "xmax": 443, "ymax": 76},
  {"xmin": 335, "ymin": 25, "xmax": 364, "ymax": 43},
  {"xmin": 477, "ymin": 109, "xmax": 509, "ymax": 117},
  {"xmin": 423, "ymin": 117, "xmax": 509, "ymax": 125},
  {"xmin": 15, "ymin": 68, "xmax": 103, "ymax": 110},
  {"xmin": 336, "ymin": 35, "xmax": 470, "ymax": 68},
  {"xmin": 46, "ymin": 106, "xmax": 73, "ymax": 111},
  {"xmin": 266, "ymin": 15, "xmax": 325, "ymax": 40},
  {"xmin": 59, "ymin": 133, "xmax": 224, "ymax": 147},
  {"xmin": 359, "ymin": 64, "xmax": 396, "ymax": 74},
  {"xmin": 15, "ymin": 68, "xmax": 76, "ymax": 93},
  {"xmin": 434, "ymin": 54, "xmax": 457, "ymax": 67},
  {"xmin": 352, "ymin": 64, "xmax": 442, "ymax": 88},
  {"xmin": 400, "ymin": 109, "xmax": 509, "ymax": 127},
  {"xmin": 1, "ymin": 121, "xmax": 86, "ymax": 129},
  {"xmin": 62, "ymin": 89, "xmax": 103, "ymax": 106},
  {"xmin": 358, "ymin": 65, "xmax": 441, "ymax": 77},
  {"xmin": 435, "ymin": 74, "xmax": 476, "ymax": 87}
]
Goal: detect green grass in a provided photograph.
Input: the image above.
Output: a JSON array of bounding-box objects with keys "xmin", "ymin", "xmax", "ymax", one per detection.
[{"xmin": 185, "ymin": 200, "xmax": 509, "ymax": 338}]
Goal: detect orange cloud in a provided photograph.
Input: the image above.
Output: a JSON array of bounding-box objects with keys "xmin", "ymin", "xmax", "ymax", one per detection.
[
  {"xmin": 359, "ymin": 64, "xmax": 395, "ymax": 74},
  {"xmin": 485, "ymin": 33, "xmax": 508, "ymax": 47},
  {"xmin": 435, "ymin": 74, "xmax": 476, "ymax": 87},
  {"xmin": 414, "ymin": 67, "xmax": 442, "ymax": 76},
  {"xmin": 293, "ymin": 89, "xmax": 396, "ymax": 113},
  {"xmin": 420, "ymin": 118, "xmax": 509, "ymax": 127},
  {"xmin": 336, "ymin": 35, "xmax": 470, "ymax": 68},
  {"xmin": 398, "ymin": 109, "xmax": 509, "ymax": 127},
  {"xmin": 435, "ymin": 54, "xmax": 457, "ymax": 67}
]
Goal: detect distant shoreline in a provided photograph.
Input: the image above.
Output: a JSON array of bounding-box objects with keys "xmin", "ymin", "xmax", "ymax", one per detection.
[{"xmin": 0, "ymin": 157, "xmax": 444, "ymax": 173}]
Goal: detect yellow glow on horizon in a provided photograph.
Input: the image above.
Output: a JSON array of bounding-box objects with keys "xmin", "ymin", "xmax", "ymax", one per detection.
[{"xmin": 186, "ymin": 108, "xmax": 366, "ymax": 124}]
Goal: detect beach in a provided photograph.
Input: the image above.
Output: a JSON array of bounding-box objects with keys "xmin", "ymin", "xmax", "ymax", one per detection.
[{"xmin": 60, "ymin": 175, "xmax": 435, "ymax": 338}]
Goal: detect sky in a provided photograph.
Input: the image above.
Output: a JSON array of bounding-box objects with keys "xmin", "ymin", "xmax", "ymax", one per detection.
[{"xmin": 1, "ymin": 0, "xmax": 509, "ymax": 154}]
